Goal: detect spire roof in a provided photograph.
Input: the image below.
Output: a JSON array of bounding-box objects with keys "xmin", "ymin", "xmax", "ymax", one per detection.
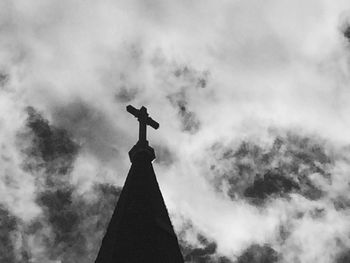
[{"xmin": 95, "ymin": 106, "xmax": 184, "ymax": 263}]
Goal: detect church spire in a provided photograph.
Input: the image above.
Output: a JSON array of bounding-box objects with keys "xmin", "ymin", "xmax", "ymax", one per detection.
[{"xmin": 95, "ymin": 105, "xmax": 184, "ymax": 263}]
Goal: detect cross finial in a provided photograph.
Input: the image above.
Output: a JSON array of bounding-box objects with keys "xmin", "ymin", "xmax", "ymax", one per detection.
[{"xmin": 126, "ymin": 105, "xmax": 159, "ymax": 146}]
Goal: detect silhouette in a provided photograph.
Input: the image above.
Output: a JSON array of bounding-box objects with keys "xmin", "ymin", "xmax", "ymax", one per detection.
[
  {"xmin": 95, "ymin": 105, "xmax": 184, "ymax": 263},
  {"xmin": 126, "ymin": 105, "xmax": 159, "ymax": 145}
]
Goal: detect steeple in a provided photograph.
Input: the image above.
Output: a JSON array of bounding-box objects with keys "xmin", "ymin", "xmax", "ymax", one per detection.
[{"xmin": 95, "ymin": 105, "xmax": 184, "ymax": 263}]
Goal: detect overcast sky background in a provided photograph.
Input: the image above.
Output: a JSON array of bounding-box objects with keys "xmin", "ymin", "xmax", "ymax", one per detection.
[{"xmin": 2, "ymin": 0, "xmax": 350, "ymax": 262}]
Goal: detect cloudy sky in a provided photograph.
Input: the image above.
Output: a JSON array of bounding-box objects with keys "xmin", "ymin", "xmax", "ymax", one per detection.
[{"xmin": 2, "ymin": 0, "xmax": 350, "ymax": 262}]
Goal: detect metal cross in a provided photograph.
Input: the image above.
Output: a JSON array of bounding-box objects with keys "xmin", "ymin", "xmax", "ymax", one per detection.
[{"xmin": 126, "ymin": 105, "xmax": 159, "ymax": 145}]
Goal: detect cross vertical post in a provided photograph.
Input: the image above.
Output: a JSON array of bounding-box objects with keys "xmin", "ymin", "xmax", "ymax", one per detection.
[{"xmin": 138, "ymin": 107, "xmax": 147, "ymax": 144}]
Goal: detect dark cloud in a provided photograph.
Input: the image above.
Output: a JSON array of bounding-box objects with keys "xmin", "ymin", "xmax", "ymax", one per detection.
[
  {"xmin": 51, "ymin": 100, "xmax": 121, "ymax": 163},
  {"xmin": 337, "ymin": 249, "xmax": 350, "ymax": 263},
  {"xmin": 181, "ymin": 234, "xmax": 218, "ymax": 262},
  {"xmin": 236, "ymin": 244, "xmax": 279, "ymax": 263},
  {"xmin": 1, "ymin": 1, "xmax": 350, "ymax": 262},
  {"xmin": 16, "ymin": 107, "xmax": 123, "ymax": 262},
  {"xmin": 154, "ymin": 61, "xmax": 210, "ymax": 135},
  {"xmin": 176, "ymin": 219, "xmax": 232, "ymax": 263},
  {"xmin": 173, "ymin": 66, "xmax": 209, "ymax": 89},
  {"xmin": 22, "ymin": 106, "xmax": 79, "ymax": 179},
  {"xmin": 244, "ymin": 169, "xmax": 300, "ymax": 202},
  {"xmin": 154, "ymin": 143, "xmax": 176, "ymax": 167},
  {"xmin": 167, "ymin": 89, "xmax": 201, "ymax": 134},
  {"xmin": 178, "ymin": 222, "xmax": 279, "ymax": 263},
  {"xmin": 0, "ymin": 71, "xmax": 9, "ymax": 88},
  {"xmin": 34, "ymin": 183, "xmax": 121, "ymax": 262},
  {"xmin": 333, "ymin": 195, "xmax": 350, "ymax": 211},
  {"xmin": 21, "ymin": 181, "xmax": 122, "ymax": 262},
  {"xmin": 0, "ymin": 205, "xmax": 17, "ymax": 263},
  {"xmin": 179, "ymin": 106, "xmax": 201, "ymax": 134},
  {"xmin": 341, "ymin": 20, "xmax": 350, "ymax": 43},
  {"xmin": 208, "ymin": 131, "xmax": 332, "ymax": 203},
  {"xmin": 36, "ymin": 187, "xmax": 83, "ymax": 258},
  {"xmin": 115, "ymin": 85, "xmax": 139, "ymax": 103},
  {"xmin": 218, "ymin": 257, "xmax": 234, "ymax": 263}
]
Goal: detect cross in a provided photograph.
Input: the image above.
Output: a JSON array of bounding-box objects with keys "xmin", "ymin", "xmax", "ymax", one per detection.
[{"xmin": 126, "ymin": 105, "xmax": 159, "ymax": 145}]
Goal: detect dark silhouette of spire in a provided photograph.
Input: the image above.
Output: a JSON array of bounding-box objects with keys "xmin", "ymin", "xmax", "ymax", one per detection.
[{"xmin": 95, "ymin": 105, "xmax": 184, "ymax": 263}]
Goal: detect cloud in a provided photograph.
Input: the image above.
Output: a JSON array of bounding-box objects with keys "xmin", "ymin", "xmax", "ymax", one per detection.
[
  {"xmin": 237, "ymin": 244, "xmax": 279, "ymax": 263},
  {"xmin": 0, "ymin": 205, "xmax": 18, "ymax": 262},
  {"xmin": 1, "ymin": 0, "xmax": 350, "ymax": 262}
]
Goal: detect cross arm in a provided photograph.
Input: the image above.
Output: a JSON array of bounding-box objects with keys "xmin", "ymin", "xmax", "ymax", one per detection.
[
  {"xmin": 147, "ymin": 116, "xmax": 159, "ymax": 130},
  {"xmin": 126, "ymin": 105, "xmax": 139, "ymax": 117},
  {"xmin": 126, "ymin": 105, "xmax": 159, "ymax": 130}
]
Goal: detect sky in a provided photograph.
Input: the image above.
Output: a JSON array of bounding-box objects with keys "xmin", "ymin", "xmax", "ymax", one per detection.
[{"xmin": 2, "ymin": 0, "xmax": 350, "ymax": 262}]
